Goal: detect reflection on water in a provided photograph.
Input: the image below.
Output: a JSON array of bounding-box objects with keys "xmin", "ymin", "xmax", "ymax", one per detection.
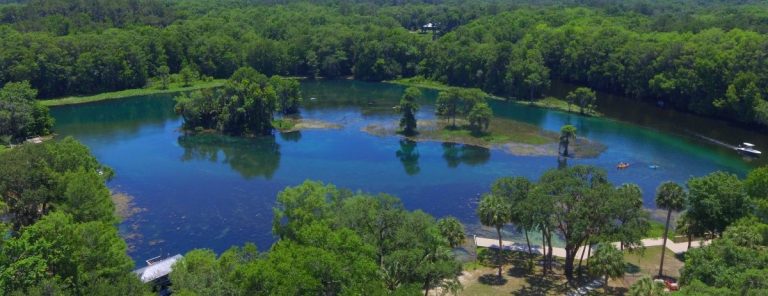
[
  {"xmin": 396, "ymin": 139, "xmax": 420, "ymax": 176},
  {"xmin": 279, "ymin": 131, "xmax": 302, "ymax": 142},
  {"xmin": 178, "ymin": 134, "xmax": 281, "ymax": 180},
  {"xmin": 442, "ymin": 143, "xmax": 492, "ymax": 168}
]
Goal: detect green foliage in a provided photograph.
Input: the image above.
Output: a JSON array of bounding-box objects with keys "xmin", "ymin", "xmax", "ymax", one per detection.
[
  {"xmin": 437, "ymin": 216, "xmax": 466, "ymax": 248},
  {"xmin": 175, "ymin": 67, "xmax": 299, "ymax": 136},
  {"xmin": 566, "ymin": 87, "xmax": 598, "ymax": 115},
  {"xmin": 628, "ymin": 276, "xmax": 665, "ymax": 296},
  {"xmin": 467, "ymin": 102, "xmax": 492, "ymax": 132},
  {"xmin": 559, "ymin": 125, "xmax": 577, "ymax": 156},
  {"xmin": 436, "ymin": 87, "xmax": 487, "ymax": 126},
  {"xmin": 157, "ymin": 65, "xmax": 171, "ymax": 90},
  {"xmin": 611, "ymin": 184, "xmax": 650, "ymax": 250},
  {"xmin": 398, "ymin": 87, "xmax": 420, "ymax": 135},
  {"xmin": 687, "ymin": 171, "xmax": 751, "ymax": 236},
  {"xmin": 0, "ymin": 81, "xmax": 53, "ymax": 143},
  {"xmin": 0, "ymin": 137, "xmax": 112, "ymax": 229},
  {"xmin": 477, "ymin": 193, "xmax": 511, "ymax": 277},
  {"xmin": 680, "ymin": 218, "xmax": 768, "ymax": 294},
  {"xmin": 588, "ymin": 243, "xmax": 625, "ymax": 283}
]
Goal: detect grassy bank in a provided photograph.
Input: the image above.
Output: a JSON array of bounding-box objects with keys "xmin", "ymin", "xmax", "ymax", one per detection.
[
  {"xmin": 388, "ymin": 77, "xmax": 602, "ymax": 117},
  {"xmin": 41, "ymin": 79, "xmax": 226, "ymax": 107}
]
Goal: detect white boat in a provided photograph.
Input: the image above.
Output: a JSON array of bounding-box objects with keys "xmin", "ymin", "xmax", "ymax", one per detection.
[{"xmin": 735, "ymin": 142, "xmax": 762, "ymax": 156}]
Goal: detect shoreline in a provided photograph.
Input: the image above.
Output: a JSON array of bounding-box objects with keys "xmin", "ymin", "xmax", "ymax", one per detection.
[{"xmin": 41, "ymin": 79, "xmax": 226, "ymax": 107}]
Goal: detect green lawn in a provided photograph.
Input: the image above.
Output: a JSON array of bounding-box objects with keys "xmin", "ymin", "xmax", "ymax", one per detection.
[{"xmin": 41, "ymin": 79, "xmax": 226, "ymax": 107}]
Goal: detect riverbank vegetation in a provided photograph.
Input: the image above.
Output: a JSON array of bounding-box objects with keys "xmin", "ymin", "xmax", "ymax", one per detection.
[
  {"xmin": 0, "ymin": 81, "xmax": 53, "ymax": 145},
  {"xmin": 0, "ymin": 138, "xmax": 148, "ymax": 295}
]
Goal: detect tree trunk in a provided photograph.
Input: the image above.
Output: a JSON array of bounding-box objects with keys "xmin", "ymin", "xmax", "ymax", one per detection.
[
  {"xmin": 497, "ymin": 226, "xmax": 504, "ymax": 278},
  {"xmin": 423, "ymin": 278, "xmax": 431, "ymax": 296},
  {"xmin": 524, "ymin": 228, "xmax": 532, "ymax": 255},
  {"xmin": 564, "ymin": 245, "xmax": 576, "ymax": 282},
  {"xmin": 687, "ymin": 233, "xmax": 692, "ymax": 250},
  {"xmin": 546, "ymin": 229, "xmax": 553, "ymax": 273},
  {"xmin": 578, "ymin": 240, "xmax": 587, "ymax": 277},
  {"xmin": 563, "ymin": 140, "xmax": 569, "ymax": 156},
  {"xmin": 659, "ymin": 209, "xmax": 672, "ymax": 277},
  {"xmin": 586, "ymin": 245, "xmax": 592, "ymax": 267},
  {"xmin": 542, "ymin": 230, "xmax": 548, "ymax": 276}
]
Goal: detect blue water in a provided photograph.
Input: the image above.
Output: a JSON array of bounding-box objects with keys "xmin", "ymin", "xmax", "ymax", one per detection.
[{"xmin": 50, "ymin": 80, "xmax": 755, "ymax": 262}]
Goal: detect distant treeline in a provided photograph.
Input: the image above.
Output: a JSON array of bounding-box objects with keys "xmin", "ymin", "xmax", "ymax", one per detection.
[{"xmin": 1, "ymin": 0, "xmax": 768, "ymax": 127}]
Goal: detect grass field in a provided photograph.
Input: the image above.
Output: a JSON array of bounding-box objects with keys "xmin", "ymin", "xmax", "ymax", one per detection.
[{"xmin": 41, "ymin": 79, "xmax": 226, "ymax": 107}]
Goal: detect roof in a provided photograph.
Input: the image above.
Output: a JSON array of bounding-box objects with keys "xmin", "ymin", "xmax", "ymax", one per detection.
[{"xmin": 133, "ymin": 254, "xmax": 183, "ymax": 283}]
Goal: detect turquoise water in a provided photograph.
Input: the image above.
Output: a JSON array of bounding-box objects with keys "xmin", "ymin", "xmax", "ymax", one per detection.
[{"xmin": 50, "ymin": 80, "xmax": 757, "ymax": 261}]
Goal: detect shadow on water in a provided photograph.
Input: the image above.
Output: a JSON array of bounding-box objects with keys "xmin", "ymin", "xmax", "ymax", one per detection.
[
  {"xmin": 178, "ymin": 133, "xmax": 281, "ymax": 179},
  {"xmin": 442, "ymin": 142, "xmax": 491, "ymax": 168},
  {"xmin": 279, "ymin": 131, "xmax": 302, "ymax": 142},
  {"xmin": 396, "ymin": 139, "xmax": 420, "ymax": 176}
]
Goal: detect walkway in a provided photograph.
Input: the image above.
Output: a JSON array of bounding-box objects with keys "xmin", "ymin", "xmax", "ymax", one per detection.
[{"xmin": 473, "ymin": 236, "xmax": 709, "ymax": 259}]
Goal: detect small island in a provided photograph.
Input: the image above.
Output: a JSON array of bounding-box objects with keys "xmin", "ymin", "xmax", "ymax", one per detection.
[
  {"xmin": 174, "ymin": 67, "xmax": 339, "ymax": 136},
  {"xmin": 364, "ymin": 86, "xmax": 605, "ymax": 158}
]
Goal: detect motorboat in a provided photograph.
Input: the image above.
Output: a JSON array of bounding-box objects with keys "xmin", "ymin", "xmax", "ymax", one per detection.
[{"xmin": 735, "ymin": 142, "xmax": 762, "ymax": 157}]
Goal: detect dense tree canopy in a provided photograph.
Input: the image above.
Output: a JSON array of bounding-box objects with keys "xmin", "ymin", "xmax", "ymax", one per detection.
[
  {"xmin": 0, "ymin": 139, "xmax": 143, "ymax": 295},
  {"xmin": 175, "ymin": 67, "xmax": 300, "ymax": 136},
  {"xmin": 0, "ymin": 81, "xmax": 53, "ymax": 144}
]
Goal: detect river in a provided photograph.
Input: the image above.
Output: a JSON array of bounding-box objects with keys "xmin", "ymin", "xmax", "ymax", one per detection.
[{"xmin": 50, "ymin": 80, "xmax": 760, "ymax": 262}]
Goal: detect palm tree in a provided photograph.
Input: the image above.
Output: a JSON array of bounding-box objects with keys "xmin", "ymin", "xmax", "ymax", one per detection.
[
  {"xmin": 654, "ymin": 182, "xmax": 687, "ymax": 277},
  {"xmin": 628, "ymin": 276, "xmax": 665, "ymax": 296},
  {"xmin": 437, "ymin": 216, "xmax": 466, "ymax": 248},
  {"xmin": 559, "ymin": 125, "xmax": 577, "ymax": 157},
  {"xmin": 477, "ymin": 194, "xmax": 512, "ymax": 278},
  {"xmin": 588, "ymin": 243, "xmax": 625, "ymax": 285}
]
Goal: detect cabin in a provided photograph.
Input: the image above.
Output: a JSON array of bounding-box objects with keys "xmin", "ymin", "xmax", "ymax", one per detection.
[{"xmin": 133, "ymin": 254, "xmax": 183, "ymax": 294}]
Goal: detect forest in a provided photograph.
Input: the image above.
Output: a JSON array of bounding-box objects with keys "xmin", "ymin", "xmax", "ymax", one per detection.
[
  {"xmin": 1, "ymin": 0, "xmax": 768, "ymax": 128},
  {"xmin": 2, "ymin": 0, "xmax": 768, "ymax": 295}
]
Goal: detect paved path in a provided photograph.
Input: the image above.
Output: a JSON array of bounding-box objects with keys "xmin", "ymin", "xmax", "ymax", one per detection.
[{"xmin": 473, "ymin": 236, "xmax": 709, "ymax": 258}]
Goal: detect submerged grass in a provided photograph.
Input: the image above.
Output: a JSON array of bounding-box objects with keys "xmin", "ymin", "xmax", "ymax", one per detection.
[{"xmin": 41, "ymin": 79, "xmax": 226, "ymax": 107}]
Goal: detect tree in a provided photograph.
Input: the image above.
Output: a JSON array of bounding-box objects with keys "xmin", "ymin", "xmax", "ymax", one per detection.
[
  {"xmin": 506, "ymin": 48, "xmax": 551, "ymax": 100},
  {"xmin": 628, "ymin": 276, "xmax": 665, "ymax": 296},
  {"xmin": 437, "ymin": 217, "xmax": 465, "ymax": 248},
  {"xmin": 746, "ymin": 166, "xmax": 768, "ymax": 221},
  {"xmin": 399, "ymin": 87, "xmax": 420, "ymax": 135},
  {"xmin": 436, "ymin": 87, "xmax": 486, "ymax": 127},
  {"xmin": 0, "ymin": 81, "xmax": 53, "ymax": 143},
  {"xmin": 492, "ymin": 177, "xmax": 534, "ymax": 254},
  {"xmin": 476, "ymin": 194, "xmax": 511, "ymax": 278},
  {"xmin": 655, "ymin": 181, "xmax": 687, "ymax": 277},
  {"xmin": 467, "ymin": 102, "xmax": 492, "ymax": 132},
  {"xmin": 588, "ymin": 243, "xmax": 625, "ymax": 284},
  {"xmin": 60, "ymin": 168, "xmax": 116, "ymax": 224},
  {"xmin": 180, "ymin": 65, "xmax": 198, "ymax": 87},
  {"xmin": 680, "ymin": 218, "xmax": 768, "ymax": 293},
  {"xmin": 270, "ymin": 76, "xmax": 301, "ymax": 115},
  {"xmin": 169, "ymin": 249, "xmax": 241, "ymax": 295},
  {"xmin": 535, "ymin": 165, "xmax": 621, "ymax": 282},
  {"xmin": 559, "ymin": 125, "xmax": 577, "ymax": 157},
  {"xmin": 566, "ymin": 87, "xmax": 597, "ymax": 115},
  {"xmin": 612, "ymin": 184, "xmax": 650, "ymax": 251},
  {"xmin": 687, "ymin": 172, "xmax": 751, "ymax": 237},
  {"xmin": 157, "ymin": 65, "xmax": 171, "ymax": 89}
]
